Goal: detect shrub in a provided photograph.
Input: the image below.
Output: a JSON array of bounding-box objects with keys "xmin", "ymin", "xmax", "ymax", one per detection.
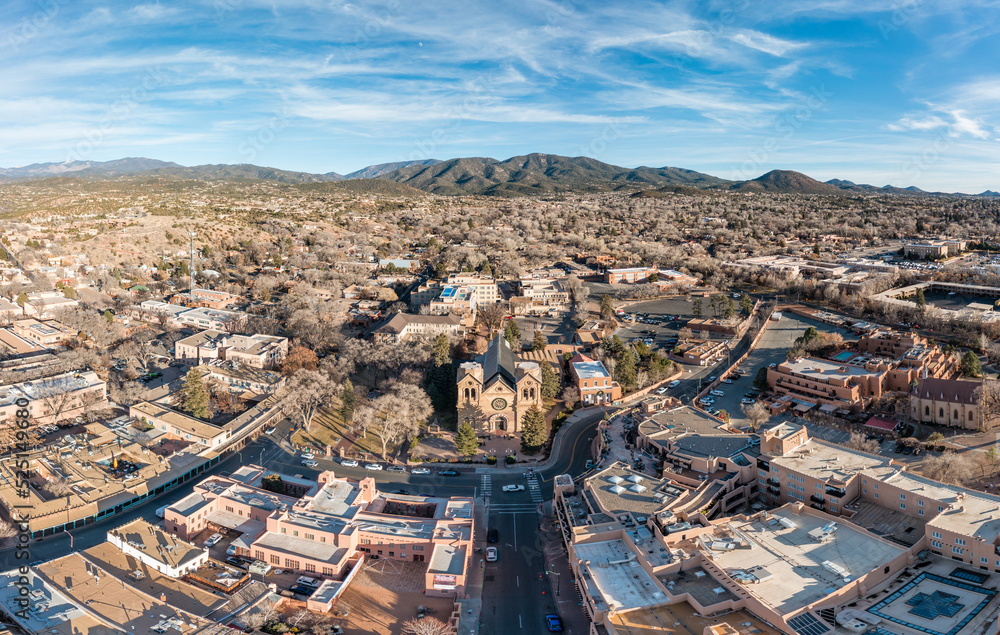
[{"xmin": 505, "ymin": 455, "xmax": 516, "ymax": 464}]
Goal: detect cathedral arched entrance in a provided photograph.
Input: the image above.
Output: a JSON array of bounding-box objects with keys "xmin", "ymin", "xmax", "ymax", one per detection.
[{"xmin": 489, "ymin": 414, "xmax": 508, "ymax": 432}]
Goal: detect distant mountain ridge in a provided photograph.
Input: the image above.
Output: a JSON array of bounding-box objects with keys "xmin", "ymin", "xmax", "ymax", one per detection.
[
  {"xmin": 0, "ymin": 157, "xmax": 179, "ymax": 179},
  {"xmin": 373, "ymin": 153, "xmax": 731, "ymax": 196},
  {"xmin": 0, "ymin": 155, "xmax": 994, "ymax": 197},
  {"xmin": 344, "ymin": 159, "xmax": 441, "ymax": 180}
]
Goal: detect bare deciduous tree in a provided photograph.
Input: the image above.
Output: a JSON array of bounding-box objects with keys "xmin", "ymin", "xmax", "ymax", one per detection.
[{"xmin": 402, "ymin": 616, "xmax": 453, "ymax": 635}]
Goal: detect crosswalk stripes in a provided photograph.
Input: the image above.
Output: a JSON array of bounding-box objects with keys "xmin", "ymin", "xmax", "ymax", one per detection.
[
  {"xmin": 480, "ymin": 474, "xmax": 492, "ymax": 499},
  {"xmin": 525, "ymin": 473, "xmax": 543, "ymax": 503}
]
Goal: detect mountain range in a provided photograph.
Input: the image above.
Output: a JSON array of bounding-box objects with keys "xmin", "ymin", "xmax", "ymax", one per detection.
[{"xmin": 0, "ymin": 155, "xmax": 994, "ymax": 198}]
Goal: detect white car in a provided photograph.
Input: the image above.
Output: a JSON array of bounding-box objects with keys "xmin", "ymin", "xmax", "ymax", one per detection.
[
  {"xmin": 741, "ymin": 398, "xmax": 756, "ymax": 405},
  {"xmin": 502, "ymin": 484, "xmax": 526, "ymax": 492},
  {"xmin": 710, "ymin": 390, "xmax": 724, "ymax": 397},
  {"xmin": 301, "ymin": 452, "xmax": 315, "ymax": 460},
  {"xmin": 411, "ymin": 467, "xmax": 430, "ymax": 475},
  {"xmin": 340, "ymin": 459, "xmax": 359, "ymax": 467},
  {"xmin": 265, "ymin": 427, "xmax": 276, "ymax": 434},
  {"xmin": 656, "ymin": 387, "xmax": 668, "ymax": 395},
  {"xmin": 486, "ymin": 547, "xmax": 498, "ymax": 562},
  {"xmin": 667, "ymin": 380, "xmax": 680, "ymax": 389},
  {"xmin": 226, "ymin": 545, "xmax": 238, "ymax": 556},
  {"xmin": 302, "ymin": 460, "xmax": 318, "ymax": 467},
  {"xmin": 365, "ymin": 463, "xmax": 383, "ymax": 471},
  {"xmin": 205, "ymin": 533, "xmax": 223, "ymax": 547}
]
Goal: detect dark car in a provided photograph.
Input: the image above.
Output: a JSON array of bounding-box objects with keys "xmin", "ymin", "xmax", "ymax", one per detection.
[
  {"xmin": 439, "ymin": 469, "xmax": 459, "ymax": 476},
  {"xmin": 289, "ymin": 584, "xmax": 315, "ymax": 596},
  {"xmin": 225, "ymin": 557, "xmax": 247, "ymax": 569},
  {"xmin": 546, "ymin": 614, "xmax": 564, "ymax": 632},
  {"xmin": 487, "ymin": 528, "xmax": 499, "ymax": 543}
]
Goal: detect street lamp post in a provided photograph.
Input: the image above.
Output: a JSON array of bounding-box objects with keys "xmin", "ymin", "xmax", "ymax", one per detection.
[{"xmin": 545, "ymin": 570, "xmax": 561, "ymax": 596}]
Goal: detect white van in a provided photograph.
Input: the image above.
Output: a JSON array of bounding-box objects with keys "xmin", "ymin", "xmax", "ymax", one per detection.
[
  {"xmin": 296, "ymin": 575, "xmax": 321, "ymax": 588},
  {"xmin": 156, "ymin": 505, "xmax": 167, "ymax": 519}
]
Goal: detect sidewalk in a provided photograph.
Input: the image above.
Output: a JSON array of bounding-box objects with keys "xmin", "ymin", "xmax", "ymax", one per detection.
[{"xmin": 456, "ymin": 500, "xmax": 489, "ymax": 635}]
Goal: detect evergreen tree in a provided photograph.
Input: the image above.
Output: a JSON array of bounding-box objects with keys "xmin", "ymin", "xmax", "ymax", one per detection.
[
  {"xmin": 692, "ymin": 298, "xmax": 703, "ymax": 319},
  {"xmin": 432, "ymin": 333, "xmax": 451, "ymax": 367},
  {"xmin": 103, "ymin": 309, "xmax": 114, "ymax": 323},
  {"xmin": 915, "ymin": 288, "xmax": 927, "ymax": 312},
  {"xmin": 15, "ymin": 292, "xmax": 26, "ymax": 307},
  {"xmin": 180, "ymin": 369, "xmax": 211, "ymax": 419},
  {"xmin": 739, "ymin": 294, "xmax": 753, "ymax": 315},
  {"xmin": 532, "ymin": 330, "xmax": 547, "ymax": 351},
  {"xmin": 503, "ymin": 319, "xmax": 521, "ymax": 348},
  {"xmin": 520, "ymin": 406, "xmax": 547, "ymax": 453},
  {"xmin": 339, "ymin": 379, "xmax": 356, "ymax": 422},
  {"xmin": 540, "ymin": 361, "xmax": 560, "ymax": 399},
  {"xmin": 479, "ymin": 260, "xmax": 493, "ymax": 278},
  {"xmin": 455, "ymin": 423, "xmax": 479, "ymax": 456},
  {"xmin": 961, "ymin": 351, "xmax": 983, "ymax": 378},
  {"xmin": 600, "ymin": 294, "xmax": 614, "ymax": 319},
  {"xmin": 615, "ymin": 348, "xmax": 637, "ymax": 389}
]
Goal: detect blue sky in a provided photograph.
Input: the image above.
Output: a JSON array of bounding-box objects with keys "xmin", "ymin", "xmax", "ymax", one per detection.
[{"xmin": 2, "ymin": 0, "xmax": 999, "ymax": 191}]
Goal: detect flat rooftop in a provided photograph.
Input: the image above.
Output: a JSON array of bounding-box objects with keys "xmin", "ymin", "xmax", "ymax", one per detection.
[
  {"xmin": 575, "ymin": 539, "xmax": 667, "ymax": 611},
  {"xmin": 108, "ymin": 518, "xmax": 205, "ymax": 570},
  {"xmin": 781, "ymin": 356, "xmax": 882, "ymax": 380},
  {"xmin": 585, "ymin": 463, "xmax": 679, "ymax": 518},
  {"xmin": 769, "ymin": 438, "xmax": 890, "ymax": 483},
  {"xmin": 710, "ymin": 507, "xmax": 905, "ymax": 614}
]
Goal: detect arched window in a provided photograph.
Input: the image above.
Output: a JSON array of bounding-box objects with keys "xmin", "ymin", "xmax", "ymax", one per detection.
[
  {"xmin": 471, "ymin": 388, "xmax": 477, "ymax": 400},
  {"xmin": 970, "ymin": 411, "xmax": 975, "ymax": 422},
  {"xmin": 925, "ymin": 406, "xmax": 930, "ymax": 416},
  {"xmin": 522, "ymin": 389, "xmax": 529, "ymax": 400},
  {"xmin": 464, "ymin": 387, "xmax": 470, "ymax": 400},
  {"xmin": 939, "ymin": 408, "xmax": 944, "ymax": 418},
  {"xmin": 530, "ymin": 388, "xmax": 535, "ymax": 400},
  {"xmin": 954, "ymin": 409, "xmax": 959, "ymax": 420}
]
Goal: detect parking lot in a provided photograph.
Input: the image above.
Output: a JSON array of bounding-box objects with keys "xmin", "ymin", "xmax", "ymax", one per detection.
[
  {"xmin": 705, "ymin": 313, "xmax": 847, "ymax": 425},
  {"xmin": 796, "ymin": 421, "xmax": 925, "ymax": 464}
]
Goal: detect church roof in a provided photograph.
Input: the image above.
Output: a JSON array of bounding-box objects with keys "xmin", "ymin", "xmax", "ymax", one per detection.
[{"xmin": 483, "ymin": 334, "xmax": 518, "ymax": 389}]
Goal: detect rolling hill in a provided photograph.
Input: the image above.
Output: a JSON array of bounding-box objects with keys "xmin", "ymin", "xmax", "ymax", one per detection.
[
  {"xmin": 0, "ymin": 157, "xmax": 180, "ymax": 180},
  {"xmin": 719, "ymin": 170, "xmax": 846, "ymax": 195}
]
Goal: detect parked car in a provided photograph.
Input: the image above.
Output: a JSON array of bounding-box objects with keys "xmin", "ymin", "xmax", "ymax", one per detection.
[
  {"xmin": 667, "ymin": 380, "xmax": 680, "ymax": 389},
  {"xmin": 741, "ymin": 398, "xmax": 755, "ymax": 405},
  {"xmin": 487, "ymin": 528, "xmax": 499, "ymax": 543},
  {"xmin": 722, "ymin": 379, "xmax": 734, "ymax": 384},
  {"xmin": 656, "ymin": 387, "xmax": 668, "ymax": 395},
  {"xmin": 289, "ymin": 584, "xmax": 316, "ymax": 596},
  {"xmin": 502, "ymin": 484, "xmax": 525, "ymax": 492},
  {"xmin": 486, "ymin": 547, "xmax": 498, "ymax": 562},
  {"xmin": 340, "ymin": 459, "xmax": 359, "ymax": 467},
  {"xmin": 226, "ymin": 545, "xmax": 238, "ymax": 556},
  {"xmin": 205, "ymin": 533, "xmax": 223, "ymax": 547},
  {"xmin": 301, "ymin": 460, "xmax": 318, "ymax": 467},
  {"xmin": 546, "ymin": 614, "xmax": 564, "ymax": 632},
  {"xmin": 439, "ymin": 469, "xmax": 459, "ymax": 476},
  {"xmin": 710, "ymin": 390, "xmax": 724, "ymax": 397},
  {"xmin": 386, "ymin": 465, "xmax": 406, "ymax": 472},
  {"xmin": 300, "ymin": 452, "xmax": 315, "ymax": 460},
  {"xmin": 265, "ymin": 427, "xmax": 276, "ymax": 435},
  {"xmin": 411, "ymin": 467, "xmax": 430, "ymax": 475},
  {"xmin": 225, "ymin": 557, "xmax": 247, "ymax": 569},
  {"xmin": 365, "ymin": 463, "xmax": 383, "ymax": 471}
]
